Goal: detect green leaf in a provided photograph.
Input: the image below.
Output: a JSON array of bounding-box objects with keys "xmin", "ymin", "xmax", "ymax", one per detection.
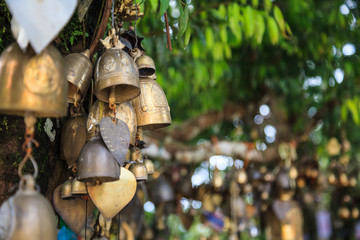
[
  {"xmin": 184, "ymin": 25, "xmax": 191, "ymax": 46},
  {"xmin": 243, "ymin": 6, "xmax": 255, "ymax": 38},
  {"xmin": 254, "ymin": 12, "xmax": 265, "ymax": 44},
  {"xmin": 70, "ymin": 35, "xmax": 75, "ymax": 45},
  {"xmin": 219, "ymin": 25, "xmax": 228, "ymax": 43},
  {"xmin": 264, "ymin": 0, "xmax": 272, "ymax": 13},
  {"xmin": 285, "ymin": 22, "xmax": 293, "ymax": 36},
  {"xmin": 218, "ymin": 4, "xmax": 227, "ymax": 17},
  {"xmin": 341, "ymin": 103, "xmax": 348, "ymax": 122},
  {"xmin": 159, "ymin": 0, "xmax": 170, "ymax": 16},
  {"xmin": 273, "ymin": 6, "xmax": 285, "ymax": 34},
  {"xmin": 267, "ymin": 17, "xmax": 279, "ymax": 44},
  {"xmin": 149, "ymin": 0, "xmax": 159, "ymax": 11},
  {"xmin": 251, "ymin": 0, "xmax": 259, "ymax": 8},
  {"xmin": 178, "ymin": 7, "xmax": 189, "ymax": 38},
  {"xmin": 205, "ymin": 27, "xmax": 214, "ymax": 49}
]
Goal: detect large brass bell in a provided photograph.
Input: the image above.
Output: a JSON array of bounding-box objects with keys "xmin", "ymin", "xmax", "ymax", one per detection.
[
  {"xmin": 94, "ymin": 47, "xmax": 140, "ymax": 103},
  {"xmin": 64, "ymin": 49, "xmax": 93, "ymax": 103},
  {"xmin": 0, "ymin": 43, "xmax": 67, "ymax": 117},
  {"xmin": 0, "ymin": 175, "xmax": 57, "ymax": 240},
  {"xmin": 132, "ymin": 77, "xmax": 171, "ymax": 129},
  {"xmin": 135, "ymin": 55, "xmax": 155, "ymax": 77},
  {"xmin": 129, "ymin": 148, "xmax": 148, "ymax": 181},
  {"xmin": 60, "ymin": 108, "xmax": 87, "ymax": 168},
  {"xmin": 77, "ymin": 137, "xmax": 120, "ymax": 183}
]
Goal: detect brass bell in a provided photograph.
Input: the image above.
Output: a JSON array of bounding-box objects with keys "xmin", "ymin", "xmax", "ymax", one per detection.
[
  {"xmin": 132, "ymin": 78, "xmax": 171, "ymax": 129},
  {"xmin": 105, "ymin": 101, "xmax": 137, "ymax": 146},
  {"xmin": 86, "ymin": 100, "xmax": 108, "ymax": 141},
  {"xmin": 129, "ymin": 148, "xmax": 148, "ymax": 181},
  {"xmin": 0, "ymin": 175, "xmax": 57, "ymax": 240},
  {"xmin": 77, "ymin": 137, "xmax": 120, "ymax": 183},
  {"xmin": 61, "ymin": 178, "xmax": 74, "ymax": 199},
  {"xmin": 64, "ymin": 50, "xmax": 93, "ymax": 103},
  {"xmin": 135, "ymin": 55, "xmax": 156, "ymax": 77},
  {"xmin": 144, "ymin": 158, "xmax": 154, "ymax": 175},
  {"xmin": 0, "ymin": 43, "xmax": 67, "ymax": 117},
  {"xmin": 94, "ymin": 47, "xmax": 140, "ymax": 104},
  {"xmin": 60, "ymin": 109, "xmax": 87, "ymax": 168},
  {"xmin": 71, "ymin": 178, "xmax": 88, "ymax": 196}
]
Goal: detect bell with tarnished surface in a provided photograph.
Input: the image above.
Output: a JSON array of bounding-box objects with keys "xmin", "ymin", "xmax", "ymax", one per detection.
[
  {"xmin": 0, "ymin": 43, "xmax": 67, "ymax": 117},
  {"xmin": 132, "ymin": 78, "xmax": 171, "ymax": 129},
  {"xmin": 77, "ymin": 137, "xmax": 120, "ymax": 183},
  {"xmin": 87, "ymin": 100, "xmax": 108, "ymax": 141},
  {"xmin": 129, "ymin": 148, "xmax": 148, "ymax": 181},
  {"xmin": 64, "ymin": 49, "xmax": 93, "ymax": 103},
  {"xmin": 71, "ymin": 178, "xmax": 88, "ymax": 196},
  {"xmin": 61, "ymin": 178, "xmax": 74, "ymax": 199},
  {"xmin": 144, "ymin": 158, "xmax": 154, "ymax": 175},
  {"xmin": 0, "ymin": 175, "xmax": 57, "ymax": 240},
  {"xmin": 136, "ymin": 55, "xmax": 155, "ymax": 77},
  {"xmin": 94, "ymin": 46, "xmax": 140, "ymax": 104},
  {"xmin": 60, "ymin": 107, "xmax": 87, "ymax": 169}
]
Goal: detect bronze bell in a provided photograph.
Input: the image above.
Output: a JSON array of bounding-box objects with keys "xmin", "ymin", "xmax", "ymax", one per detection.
[
  {"xmin": 86, "ymin": 100, "xmax": 108, "ymax": 141},
  {"xmin": 105, "ymin": 101, "xmax": 137, "ymax": 146},
  {"xmin": 77, "ymin": 137, "xmax": 120, "ymax": 183},
  {"xmin": 0, "ymin": 43, "xmax": 67, "ymax": 117},
  {"xmin": 61, "ymin": 178, "xmax": 74, "ymax": 199},
  {"xmin": 132, "ymin": 78, "xmax": 171, "ymax": 129},
  {"xmin": 94, "ymin": 47, "xmax": 140, "ymax": 103},
  {"xmin": 135, "ymin": 55, "xmax": 156, "ymax": 77},
  {"xmin": 129, "ymin": 149, "xmax": 148, "ymax": 181},
  {"xmin": 61, "ymin": 109, "xmax": 87, "ymax": 168},
  {"xmin": 144, "ymin": 158, "xmax": 154, "ymax": 175},
  {"xmin": 0, "ymin": 175, "xmax": 57, "ymax": 240},
  {"xmin": 71, "ymin": 179, "xmax": 88, "ymax": 196},
  {"xmin": 64, "ymin": 50, "xmax": 93, "ymax": 103}
]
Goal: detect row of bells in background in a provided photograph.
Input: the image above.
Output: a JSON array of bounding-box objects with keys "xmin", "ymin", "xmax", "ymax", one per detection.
[{"xmin": 0, "ymin": 28, "xmax": 171, "ymax": 239}]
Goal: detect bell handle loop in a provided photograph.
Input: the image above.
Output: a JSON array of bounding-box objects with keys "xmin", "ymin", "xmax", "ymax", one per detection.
[{"xmin": 18, "ymin": 152, "xmax": 39, "ymax": 180}]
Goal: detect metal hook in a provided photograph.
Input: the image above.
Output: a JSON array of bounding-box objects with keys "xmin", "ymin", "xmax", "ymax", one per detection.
[{"xmin": 18, "ymin": 153, "xmax": 39, "ymax": 180}]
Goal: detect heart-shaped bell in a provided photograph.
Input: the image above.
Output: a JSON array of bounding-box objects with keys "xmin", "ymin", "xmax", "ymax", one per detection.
[
  {"xmin": 129, "ymin": 148, "xmax": 148, "ymax": 182},
  {"xmin": 94, "ymin": 47, "xmax": 140, "ymax": 103},
  {"xmin": 64, "ymin": 49, "xmax": 93, "ymax": 103},
  {"xmin": 135, "ymin": 55, "xmax": 155, "ymax": 77},
  {"xmin": 132, "ymin": 77, "xmax": 171, "ymax": 129},
  {"xmin": 77, "ymin": 137, "xmax": 120, "ymax": 183},
  {"xmin": 0, "ymin": 175, "xmax": 57, "ymax": 240},
  {"xmin": 60, "ymin": 109, "xmax": 87, "ymax": 168},
  {"xmin": 0, "ymin": 43, "xmax": 67, "ymax": 117}
]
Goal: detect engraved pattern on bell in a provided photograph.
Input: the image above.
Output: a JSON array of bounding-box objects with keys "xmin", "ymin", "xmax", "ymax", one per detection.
[
  {"xmin": 0, "ymin": 43, "xmax": 67, "ymax": 117},
  {"xmin": 102, "ymin": 56, "xmax": 116, "ymax": 72}
]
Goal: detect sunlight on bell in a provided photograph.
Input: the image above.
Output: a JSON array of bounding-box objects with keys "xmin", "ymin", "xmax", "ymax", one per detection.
[
  {"xmin": 340, "ymin": 4, "xmax": 350, "ymax": 15},
  {"xmin": 334, "ymin": 68, "xmax": 344, "ymax": 84},
  {"xmin": 144, "ymin": 201, "xmax": 155, "ymax": 213},
  {"xmin": 342, "ymin": 43, "xmax": 356, "ymax": 56}
]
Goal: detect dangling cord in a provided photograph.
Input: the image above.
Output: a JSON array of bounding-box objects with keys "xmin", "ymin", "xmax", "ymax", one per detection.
[
  {"xmin": 85, "ymin": 197, "xmax": 88, "ymax": 240},
  {"xmin": 19, "ymin": 112, "xmax": 39, "ymax": 180},
  {"xmin": 112, "ymin": 0, "xmax": 115, "ymax": 29},
  {"xmin": 134, "ymin": 0, "xmax": 138, "ymax": 48}
]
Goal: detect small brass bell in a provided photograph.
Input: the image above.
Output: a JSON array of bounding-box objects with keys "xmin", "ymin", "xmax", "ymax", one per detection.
[
  {"xmin": 0, "ymin": 43, "xmax": 67, "ymax": 117},
  {"xmin": 61, "ymin": 178, "xmax": 74, "ymax": 199},
  {"xmin": 135, "ymin": 55, "xmax": 156, "ymax": 77},
  {"xmin": 144, "ymin": 158, "xmax": 154, "ymax": 175},
  {"xmin": 77, "ymin": 137, "xmax": 120, "ymax": 183},
  {"xmin": 64, "ymin": 50, "xmax": 93, "ymax": 103},
  {"xmin": 94, "ymin": 47, "xmax": 140, "ymax": 103},
  {"xmin": 129, "ymin": 149, "xmax": 148, "ymax": 181},
  {"xmin": 0, "ymin": 175, "xmax": 57, "ymax": 240},
  {"xmin": 86, "ymin": 100, "xmax": 108, "ymax": 141},
  {"xmin": 132, "ymin": 78, "xmax": 171, "ymax": 129},
  {"xmin": 71, "ymin": 179, "xmax": 88, "ymax": 196},
  {"xmin": 60, "ymin": 109, "xmax": 87, "ymax": 168}
]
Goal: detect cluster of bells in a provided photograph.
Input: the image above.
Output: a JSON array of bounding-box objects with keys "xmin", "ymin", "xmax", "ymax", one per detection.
[{"xmin": 0, "ymin": 26, "xmax": 171, "ymax": 239}]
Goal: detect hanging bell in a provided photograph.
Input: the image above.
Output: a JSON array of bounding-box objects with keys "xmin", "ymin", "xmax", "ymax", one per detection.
[
  {"xmin": 94, "ymin": 47, "xmax": 140, "ymax": 103},
  {"xmin": 60, "ymin": 108, "xmax": 87, "ymax": 168},
  {"xmin": 0, "ymin": 175, "xmax": 57, "ymax": 240},
  {"xmin": 61, "ymin": 178, "xmax": 74, "ymax": 199},
  {"xmin": 132, "ymin": 78, "xmax": 171, "ymax": 129},
  {"xmin": 105, "ymin": 101, "xmax": 137, "ymax": 146},
  {"xmin": 77, "ymin": 137, "xmax": 120, "ymax": 183},
  {"xmin": 86, "ymin": 100, "xmax": 108, "ymax": 141},
  {"xmin": 0, "ymin": 43, "xmax": 67, "ymax": 117},
  {"xmin": 71, "ymin": 179, "xmax": 88, "ymax": 196},
  {"xmin": 64, "ymin": 50, "xmax": 93, "ymax": 103},
  {"xmin": 129, "ymin": 149, "xmax": 148, "ymax": 181},
  {"xmin": 144, "ymin": 158, "xmax": 154, "ymax": 175},
  {"xmin": 135, "ymin": 55, "xmax": 156, "ymax": 77}
]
